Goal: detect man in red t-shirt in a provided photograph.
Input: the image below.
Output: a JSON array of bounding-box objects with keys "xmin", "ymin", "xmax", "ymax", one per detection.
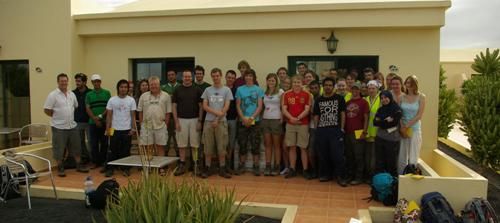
[
  {"xmin": 282, "ymin": 76, "xmax": 311, "ymax": 179},
  {"xmin": 344, "ymin": 82, "xmax": 369, "ymax": 185}
]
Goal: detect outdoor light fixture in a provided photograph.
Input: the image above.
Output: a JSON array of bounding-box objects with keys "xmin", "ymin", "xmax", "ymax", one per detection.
[
  {"xmin": 35, "ymin": 67, "xmax": 42, "ymax": 73},
  {"xmin": 324, "ymin": 31, "xmax": 339, "ymax": 54}
]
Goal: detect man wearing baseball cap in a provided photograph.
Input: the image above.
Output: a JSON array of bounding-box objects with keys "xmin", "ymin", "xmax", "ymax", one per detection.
[{"xmin": 86, "ymin": 74, "xmax": 111, "ymax": 170}]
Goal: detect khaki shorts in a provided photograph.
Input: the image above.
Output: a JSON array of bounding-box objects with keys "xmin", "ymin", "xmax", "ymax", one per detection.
[
  {"xmin": 202, "ymin": 121, "xmax": 228, "ymax": 156},
  {"xmin": 140, "ymin": 124, "xmax": 167, "ymax": 146},
  {"xmin": 176, "ymin": 118, "xmax": 200, "ymax": 148},
  {"xmin": 260, "ymin": 119, "xmax": 284, "ymax": 135},
  {"xmin": 285, "ymin": 124, "xmax": 309, "ymax": 148}
]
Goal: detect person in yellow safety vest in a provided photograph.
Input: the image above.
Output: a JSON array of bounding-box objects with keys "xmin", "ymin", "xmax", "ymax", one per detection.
[{"xmin": 363, "ymin": 80, "xmax": 381, "ymax": 183}]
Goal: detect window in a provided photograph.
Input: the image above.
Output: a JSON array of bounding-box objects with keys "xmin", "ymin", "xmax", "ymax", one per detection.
[{"xmin": 131, "ymin": 57, "xmax": 195, "ymax": 84}]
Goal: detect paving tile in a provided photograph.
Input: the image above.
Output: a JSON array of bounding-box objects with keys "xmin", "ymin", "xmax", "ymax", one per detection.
[
  {"xmin": 297, "ymin": 206, "xmax": 328, "ymax": 217},
  {"xmin": 301, "ymin": 198, "xmax": 330, "ymax": 208},
  {"xmin": 294, "ymin": 215, "xmax": 329, "ymax": 223}
]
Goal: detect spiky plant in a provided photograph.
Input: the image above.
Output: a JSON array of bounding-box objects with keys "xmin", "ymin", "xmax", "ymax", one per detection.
[
  {"xmin": 438, "ymin": 66, "xmax": 458, "ymax": 138},
  {"xmin": 460, "ymin": 48, "xmax": 500, "ymax": 171}
]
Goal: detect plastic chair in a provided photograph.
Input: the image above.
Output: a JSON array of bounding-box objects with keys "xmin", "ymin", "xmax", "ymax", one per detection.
[
  {"xmin": 18, "ymin": 123, "xmax": 49, "ymax": 146},
  {"xmin": 2, "ymin": 152, "xmax": 58, "ymax": 209}
]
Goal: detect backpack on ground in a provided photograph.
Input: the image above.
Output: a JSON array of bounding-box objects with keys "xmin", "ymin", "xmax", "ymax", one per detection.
[
  {"xmin": 403, "ymin": 164, "xmax": 422, "ymax": 175},
  {"xmin": 367, "ymin": 172, "xmax": 398, "ymax": 206},
  {"xmin": 420, "ymin": 191, "xmax": 458, "ymax": 223},
  {"xmin": 461, "ymin": 197, "xmax": 499, "ymax": 223},
  {"xmin": 394, "ymin": 198, "xmax": 421, "ymax": 223},
  {"xmin": 87, "ymin": 178, "xmax": 120, "ymax": 209},
  {"xmin": 0, "ymin": 165, "xmax": 21, "ymax": 200}
]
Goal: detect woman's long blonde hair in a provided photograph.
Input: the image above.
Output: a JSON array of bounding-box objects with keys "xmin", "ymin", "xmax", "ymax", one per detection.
[{"xmin": 265, "ymin": 73, "xmax": 280, "ymax": 95}]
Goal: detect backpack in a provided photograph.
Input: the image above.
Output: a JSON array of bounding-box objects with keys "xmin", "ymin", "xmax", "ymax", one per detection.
[
  {"xmin": 0, "ymin": 165, "xmax": 21, "ymax": 200},
  {"xmin": 394, "ymin": 198, "xmax": 421, "ymax": 223},
  {"xmin": 403, "ymin": 164, "xmax": 422, "ymax": 175},
  {"xmin": 88, "ymin": 178, "xmax": 120, "ymax": 209},
  {"xmin": 420, "ymin": 192, "xmax": 458, "ymax": 223},
  {"xmin": 368, "ymin": 173, "xmax": 398, "ymax": 206},
  {"xmin": 461, "ymin": 198, "xmax": 499, "ymax": 223}
]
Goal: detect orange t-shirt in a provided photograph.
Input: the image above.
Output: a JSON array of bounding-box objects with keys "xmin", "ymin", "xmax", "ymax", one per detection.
[{"xmin": 283, "ymin": 90, "xmax": 311, "ymax": 125}]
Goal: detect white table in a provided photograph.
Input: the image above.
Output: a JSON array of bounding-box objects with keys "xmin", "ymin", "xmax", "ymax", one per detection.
[
  {"xmin": 0, "ymin": 127, "xmax": 21, "ymax": 135},
  {"xmin": 107, "ymin": 155, "xmax": 179, "ymax": 177}
]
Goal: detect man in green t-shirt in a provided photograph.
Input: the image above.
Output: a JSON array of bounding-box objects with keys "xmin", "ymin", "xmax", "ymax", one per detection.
[
  {"xmin": 161, "ymin": 69, "xmax": 181, "ymax": 157},
  {"xmin": 86, "ymin": 74, "xmax": 112, "ymax": 169}
]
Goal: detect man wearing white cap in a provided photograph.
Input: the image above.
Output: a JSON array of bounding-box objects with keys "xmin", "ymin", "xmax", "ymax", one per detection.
[{"xmin": 86, "ymin": 74, "xmax": 111, "ymax": 170}]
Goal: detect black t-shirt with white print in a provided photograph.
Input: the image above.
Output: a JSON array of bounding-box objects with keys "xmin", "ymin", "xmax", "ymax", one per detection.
[{"xmin": 313, "ymin": 94, "xmax": 346, "ymax": 128}]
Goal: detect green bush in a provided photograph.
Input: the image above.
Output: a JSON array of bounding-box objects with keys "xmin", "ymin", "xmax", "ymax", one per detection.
[
  {"xmin": 460, "ymin": 48, "xmax": 500, "ymax": 171},
  {"xmin": 105, "ymin": 173, "xmax": 242, "ymax": 223},
  {"xmin": 438, "ymin": 66, "xmax": 458, "ymax": 138}
]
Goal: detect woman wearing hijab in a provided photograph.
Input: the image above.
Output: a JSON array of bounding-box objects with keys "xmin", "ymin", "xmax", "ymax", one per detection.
[{"xmin": 373, "ymin": 90, "xmax": 402, "ymax": 177}]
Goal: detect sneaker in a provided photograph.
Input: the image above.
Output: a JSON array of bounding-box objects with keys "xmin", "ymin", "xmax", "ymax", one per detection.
[
  {"xmin": 219, "ymin": 167, "xmax": 231, "ymax": 179},
  {"xmin": 319, "ymin": 177, "xmax": 331, "ymax": 182},
  {"xmin": 284, "ymin": 168, "xmax": 297, "ymax": 179},
  {"xmin": 337, "ymin": 177, "xmax": 348, "ymax": 187},
  {"xmin": 76, "ymin": 163, "xmax": 89, "ymax": 173},
  {"xmin": 263, "ymin": 164, "xmax": 271, "ymax": 176},
  {"xmin": 280, "ymin": 167, "xmax": 290, "ymax": 176},
  {"xmin": 271, "ymin": 166, "xmax": 280, "ymax": 176},
  {"xmin": 253, "ymin": 165, "xmax": 260, "ymax": 176},
  {"xmin": 57, "ymin": 166, "xmax": 66, "ymax": 177},
  {"xmin": 350, "ymin": 179, "xmax": 362, "ymax": 185},
  {"xmin": 123, "ymin": 168, "xmax": 130, "ymax": 177},
  {"xmin": 174, "ymin": 163, "xmax": 186, "ymax": 176},
  {"xmin": 105, "ymin": 169, "xmax": 114, "ymax": 177}
]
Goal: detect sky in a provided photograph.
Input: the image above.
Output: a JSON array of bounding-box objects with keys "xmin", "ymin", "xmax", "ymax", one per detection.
[
  {"xmin": 84, "ymin": 0, "xmax": 500, "ymax": 49},
  {"xmin": 440, "ymin": 0, "xmax": 500, "ymax": 49}
]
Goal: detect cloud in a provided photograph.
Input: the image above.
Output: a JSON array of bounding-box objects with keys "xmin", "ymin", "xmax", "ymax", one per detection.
[{"xmin": 441, "ymin": 0, "xmax": 500, "ymax": 49}]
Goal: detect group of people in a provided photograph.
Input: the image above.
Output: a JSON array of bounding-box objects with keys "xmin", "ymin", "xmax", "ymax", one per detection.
[{"xmin": 43, "ymin": 60, "xmax": 425, "ymax": 187}]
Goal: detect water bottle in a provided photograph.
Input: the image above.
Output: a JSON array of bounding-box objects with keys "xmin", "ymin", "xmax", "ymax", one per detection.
[{"xmin": 84, "ymin": 176, "xmax": 95, "ymax": 208}]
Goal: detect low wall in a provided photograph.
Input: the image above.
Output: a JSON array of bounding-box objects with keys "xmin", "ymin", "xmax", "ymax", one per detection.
[{"xmin": 0, "ymin": 142, "xmax": 56, "ymax": 171}]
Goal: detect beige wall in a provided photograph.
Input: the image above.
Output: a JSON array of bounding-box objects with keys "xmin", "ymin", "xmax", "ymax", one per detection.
[
  {"xmin": 0, "ymin": 0, "xmax": 73, "ymax": 125},
  {"xmin": 81, "ymin": 28, "xmax": 440, "ymax": 161},
  {"xmin": 441, "ymin": 61, "xmax": 474, "ymax": 95}
]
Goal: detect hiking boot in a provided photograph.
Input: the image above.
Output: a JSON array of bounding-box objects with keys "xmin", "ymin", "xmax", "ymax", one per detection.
[
  {"xmin": 219, "ymin": 167, "xmax": 232, "ymax": 179},
  {"xmin": 271, "ymin": 166, "xmax": 280, "ymax": 176},
  {"xmin": 263, "ymin": 164, "xmax": 271, "ymax": 176},
  {"xmin": 253, "ymin": 165, "xmax": 260, "ymax": 176},
  {"xmin": 303, "ymin": 169, "xmax": 312, "ymax": 180},
  {"xmin": 174, "ymin": 163, "xmax": 186, "ymax": 176},
  {"xmin": 350, "ymin": 179, "xmax": 362, "ymax": 185},
  {"xmin": 105, "ymin": 168, "xmax": 114, "ymax": 177},
  {"xmin": 337, "ymin": 177, "xmax": 348, "ymax": 187},
  {"xmin": 200, "ymin": 166, "xmax": 210, "ymax": 179},
  {"xmin": 284, "ymin": 168, "xmax": 296, "ymax": 179},
  {"xmin": 76, "ymin": 163, "xmax": 89, "ymax": 173},
  {"xmin": 57, "ymin": 166, "xmax": 66, "ymax": 177}
]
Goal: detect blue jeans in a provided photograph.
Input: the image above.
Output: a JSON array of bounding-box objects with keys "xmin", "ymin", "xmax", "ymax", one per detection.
[
  {"xmin": 315, "ymin": 127, "xmax": 345, "ymax": 178},
  {"xmin": 89, "ymin": 124, "xmax": 108, "ymax": 165}
]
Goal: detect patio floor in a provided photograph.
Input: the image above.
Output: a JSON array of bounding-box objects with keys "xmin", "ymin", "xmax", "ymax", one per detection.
[{"xmin": 34, "ymin": 167, "xmax": 384, "ymax": 223}]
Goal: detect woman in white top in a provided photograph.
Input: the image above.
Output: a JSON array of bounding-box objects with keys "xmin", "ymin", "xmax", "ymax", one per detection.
[
  {"xmin": 390, "ymin": 75, "xmax": 405, "ymax": 105},
  {"xmin": 261, "ymin": 73, "xmax": 285, "ymax": 176}
]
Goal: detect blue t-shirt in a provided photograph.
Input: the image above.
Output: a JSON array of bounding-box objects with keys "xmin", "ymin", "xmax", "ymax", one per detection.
[{"xmin": 235, "ymin": 85, "xmax": 264, "ymax": 121}]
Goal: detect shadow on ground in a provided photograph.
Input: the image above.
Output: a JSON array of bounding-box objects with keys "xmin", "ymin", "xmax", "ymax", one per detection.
[{"xmin": 0, "ymin": 197, "xmax": 105, "ymax": 223}]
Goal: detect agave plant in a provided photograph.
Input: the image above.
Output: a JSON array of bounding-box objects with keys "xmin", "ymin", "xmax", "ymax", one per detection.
[{"xmin": 104, "ymin": 173, "xmax": 243, "ymax": 223}]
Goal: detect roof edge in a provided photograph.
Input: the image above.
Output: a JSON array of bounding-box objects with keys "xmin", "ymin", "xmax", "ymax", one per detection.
[{"xmin": 73, "ymin": 0, "xmax": 451, "ymax": 20}]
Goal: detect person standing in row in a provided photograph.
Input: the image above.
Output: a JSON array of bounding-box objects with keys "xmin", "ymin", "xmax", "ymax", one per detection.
[
  {"xmin": 44, "ymin": 73, "xmax": 89, "ymax": 177},
  {"xmin": 344, "ymin": 82, "xmax": 369, "ymax": 185},
  {"xmin": 261, "ymin": 73, "xmax": 284, "ymax": 176},
  {"xmin": 398, "ymin": 75, "xmax": 426, "ymax": 174},
  {"xmin": 235, "ymin": 70, "xmax": 264, "ymax": 176},
  {"xmin": 364, "ymin": 80, "xmax": 381, "ymax": 183},
  {"xmin": 225, "ymin": 70, "xmax": 238, "ymax": 172},
  {"xmin": 105, "ymin": 79, "xmax": 137, "ymax": 177},
  {"xmin": 73, "ymin": 73, "xmax": 92, "ymax": 165},
  {"xmin": 374, "ymin": 90, "xmax": 402, "ymax": 177},
  {"xmin": 200, "ymin": 68, "xmax": 233, "ymax": 178},
  {"xmin": 137, "ymin": 76, "xmax": 171, "ymax": 159},
  {"xmin": 173, "ymin": 70, "xmax": 203, "ymax": 176},
  {"xmin": 313, "ymin": 77, "xmax": 347, "ymax": 186},
  {"xmin": 86, "ymin": 74, "xmax": 111, "ymax": 170},
  {"xmin": 282, "ymin": 75, "xmax": 311, "ymax": 179},
  {"xmin": 161, "ymin": 69, "xmax": 180, "ymax": 157}
]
